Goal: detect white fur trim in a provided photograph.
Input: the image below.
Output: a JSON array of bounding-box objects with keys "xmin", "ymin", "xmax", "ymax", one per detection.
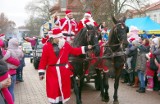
[
  {"xmin": 55, "ymin": 51, "xmax": 65, "ymax": 103},
  {"xmin": 86, "ymin": 22, "xmax": 94, "ymax": 26},
  {"xmin": 62, "ymin": 31, "xmax": 75, "ymax": 35},
  {"xmin": 84, "ymin": 13, "xmax": 91, "ymax": 17},
  {"xmin": 81, "ymin": 46, "xmax": 86, "ymax": 54},
  {"xmin": 48, "ymin": 96, "xmax": 70, "ymax": 103},
  {"xmin": 49, "ymin": 33, "xmax": 63, "ymax": 38},
  {"xmin": 38, "ymin": 69, "xmax": 45, "ymax": 73},
  {"xmin": 48, "ymin": 97, "xmax": 62, "ymax": 103}
]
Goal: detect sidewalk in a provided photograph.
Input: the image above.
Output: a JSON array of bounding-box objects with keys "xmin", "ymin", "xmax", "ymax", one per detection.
[
  {"xmin": 15, "ymin": 58, "xmax": 48, "ymax": 104},
  {"xmin": 14, "ymin": 58, "xmax": 160, "ymax": 104}
]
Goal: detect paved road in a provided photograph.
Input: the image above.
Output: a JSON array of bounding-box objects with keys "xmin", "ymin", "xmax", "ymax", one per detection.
[{"xmin": 15, "ymin": 58, "xmax": 160, "ymax": 104}]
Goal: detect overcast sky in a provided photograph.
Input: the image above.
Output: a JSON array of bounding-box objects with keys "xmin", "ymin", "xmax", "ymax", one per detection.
[
  {"xmin": 0, "ymin": 0, "xmax": 33, "ymax": 27},
  {"xmin": 0, "ymin": 0, "xmax": 159, "ymax": 27}
]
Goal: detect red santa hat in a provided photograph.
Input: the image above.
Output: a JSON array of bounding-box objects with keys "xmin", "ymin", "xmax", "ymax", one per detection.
[
  {"xmin": 84, "ymin": 11, "xmax": 92, "ymax": 17},
  {"xmin": 65, "ymin": 10, "xmax": 72, "ymax": 15},
  {"xmin": 129, "ymin": 38, "xmax": 135, "ymax": 42},
  {"xmin": 0, "ymin": 34, "xmax": 5, "ymax": 37},
  {"xmin": 49, "ymin": 28, "xmax": 63, "ymax": 38}
]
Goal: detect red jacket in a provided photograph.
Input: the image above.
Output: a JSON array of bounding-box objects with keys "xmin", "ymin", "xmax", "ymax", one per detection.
[
  {"xmin": 58, "ymin": 17, "xmax": 78, "ymax": 35},
  {"xmin": 38, "ymin": 42, "xmax": 85, "ymax": 103}
]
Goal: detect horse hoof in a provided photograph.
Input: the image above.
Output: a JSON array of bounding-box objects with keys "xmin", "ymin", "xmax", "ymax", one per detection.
[
  {"xmin": 102, "ymin": 97, "xmax": 109, "ymax": 102},
  {"xmin": 113, "ymin": 100, "xmax": 119, "ymax": 104}
]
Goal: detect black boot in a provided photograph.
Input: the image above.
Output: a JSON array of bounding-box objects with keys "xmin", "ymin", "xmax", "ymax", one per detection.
[
  {"xmin": 136, "ymin": 87, "xmax": 141, "ymax": 92},
  {"xmin": 137, "ymin": 87, "xmax": 145, "ymax": 93}
]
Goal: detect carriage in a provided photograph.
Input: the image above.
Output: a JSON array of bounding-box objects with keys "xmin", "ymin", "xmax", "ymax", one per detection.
[{"xmin": 69, "ymin": 16, "xmax": 128, "ymax": 104}]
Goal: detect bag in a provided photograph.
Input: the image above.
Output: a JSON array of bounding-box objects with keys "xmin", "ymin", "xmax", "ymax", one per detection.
[{"xmin": 150, "ymin": 57, "xmax": 158, "ymax": 71}]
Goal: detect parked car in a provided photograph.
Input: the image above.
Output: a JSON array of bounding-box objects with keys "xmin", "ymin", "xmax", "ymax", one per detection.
[
  {"xmin": 22, "ymin": 42, "xmax": 32, "ymax": 55},
  {"xmin": 30, "ymin": 39, "xmax": 43, "ymax": 69}
]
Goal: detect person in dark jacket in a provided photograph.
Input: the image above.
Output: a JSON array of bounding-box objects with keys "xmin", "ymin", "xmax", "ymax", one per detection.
[
  {"xmin": 151, "ymin": 37, "xmax": 160, "ymax": 94},
  {"xmin": 136, "ymin": 39, "xmax": 150, "ymax": 93},
  {"xmin": 125, "ymin": 40, "xmax": 138, "ymax": 86}
]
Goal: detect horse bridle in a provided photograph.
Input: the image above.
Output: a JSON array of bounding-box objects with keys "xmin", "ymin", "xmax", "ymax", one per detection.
[
  {"xmin": 86, "ymin": 29, "xmax": 99, "ymax": 46},
  {"xmin": 110, "ymin": 22, "xmax": 127, "ymax": 51}
]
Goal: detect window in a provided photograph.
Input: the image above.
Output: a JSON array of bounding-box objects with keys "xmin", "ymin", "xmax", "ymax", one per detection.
[{"xmin": 154, "ymin": 14, "xmax": 157, "ymax": 22}]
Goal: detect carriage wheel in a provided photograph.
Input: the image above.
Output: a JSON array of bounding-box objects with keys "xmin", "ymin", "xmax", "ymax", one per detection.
[{"xmin": 94, "ymin": 75, "xmax": 101, "ymax": 90}]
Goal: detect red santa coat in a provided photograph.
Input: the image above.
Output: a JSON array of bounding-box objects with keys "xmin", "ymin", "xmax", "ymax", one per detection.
[
  {"xmin": 86, "ymin": 41, "xmax": 108, "ymax": 75},
  {"xmin": 78, "ymin": 18, "xmax": 98, "ymax": 32},
  {"xmin": 41, "ymin": 35, "xmax": 49, "ymax": 44},
  {"xmin": 38, "ymin": 42, "xmax": 85, "ymax": 103},
  {"xmin": 58, "ymin": 17, "xmax": 78, "ymax": 41}
]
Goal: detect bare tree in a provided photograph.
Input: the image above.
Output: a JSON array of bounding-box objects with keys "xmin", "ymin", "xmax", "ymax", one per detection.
[
  {"xmin": 80, "ymin": 0, "xmax": 148, "ymax": 27},
  {"xmin": 25, "ymin": 0, "xmax": 53, "ymax": 36},
  {"xmin": 25, "ymin": 16, "xmax": 44, "ymax": 36},
  {"xmin": 0, "ymin": 13, "xmax": 16, "ymax": 34},
  {"xmin": 25, "ymin": 0, "xmax": 51, "ymax": 21}
]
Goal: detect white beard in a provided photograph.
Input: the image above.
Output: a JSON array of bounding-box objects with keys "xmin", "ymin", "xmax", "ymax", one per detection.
[{"xmin": 58, "ymin": 38, "xmax": 65, "ymax": 49}]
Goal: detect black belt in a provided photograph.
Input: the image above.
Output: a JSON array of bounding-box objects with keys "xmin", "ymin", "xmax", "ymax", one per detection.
[
  {"xmin": 63, "ymin": 33, "xmax": 74, "ymax": 37},
  {"xmin": 49, "ymin": 63, "xmax": 66, "ymax": 66}
]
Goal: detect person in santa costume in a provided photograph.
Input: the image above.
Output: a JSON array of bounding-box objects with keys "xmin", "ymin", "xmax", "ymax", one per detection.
[
  {"xmin": 54, "ymin": 10, "xmax": 78, "ymax": 42},
  {"xmin": 78, "ymin": 11, "xmax": 98, "ymax": 32},
  {"xmin": 23, "ymin": 37, "xmax": 37, "ymax": 49},
  {"xmin": 38, "ymin": 28, "xmax": 92, "ymax": 104}
]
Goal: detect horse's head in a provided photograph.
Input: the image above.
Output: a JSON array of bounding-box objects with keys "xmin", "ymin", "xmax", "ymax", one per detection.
[
  {"xmin": 109, "ymin": 16, "xmax": 129, "ymax": 49},
  {"xmin": 85, "ymin": 24, "xmax": 100, "ymax": 56},
  {"xmin": 73, "ymin": 24, "xmax": 100, "ymax": 56}
]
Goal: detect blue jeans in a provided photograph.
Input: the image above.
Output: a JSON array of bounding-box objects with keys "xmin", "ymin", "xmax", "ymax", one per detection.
[
  {"xmin": 138, "ymin": 70, "xmax": 145, "ymax": 88},
  {"xmin": 8, "ymin": 75, "xmax": 16, "ymax": 101}
]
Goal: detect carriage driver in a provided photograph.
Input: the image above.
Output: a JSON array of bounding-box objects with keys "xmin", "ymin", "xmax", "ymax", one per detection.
[
  {"xmin": 54, "ymin": 10, "xmax": 78, "ymax": 43},
  {"xmin": 78, "ymin": 11, "xmax": 99, "ymax": 32},
  {"xmin": 38, "ymin": 28, "xmax": 92, "ymax": 104}
]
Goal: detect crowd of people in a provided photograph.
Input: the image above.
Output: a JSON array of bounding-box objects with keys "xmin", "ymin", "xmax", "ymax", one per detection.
[
  {"xmin": 121, "ymin": 26, "xmax": 160, "ymax": 95},
  {"xmin": 0, "ymin": 38, "xmax": 25, "ymax": 104}
]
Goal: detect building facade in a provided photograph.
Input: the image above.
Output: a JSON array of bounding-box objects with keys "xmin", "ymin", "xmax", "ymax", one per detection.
[{"xmin": 126, "ymin": 1, "xmax": 160, "ymax": 24}]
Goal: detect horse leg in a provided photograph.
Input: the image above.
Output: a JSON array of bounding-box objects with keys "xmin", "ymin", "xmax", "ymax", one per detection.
[
  {"xmin": 71, "ymin": 76, "xmax": 82, "ymax": 104},
  {"xmin": 95, "ymin": 69, "xmax": 104, "ymax": 101},
  {"xmin": 103, "ymin": 72, "xmax": 110, "ymax": 102},
  {"xmin": 95, "ymin": 69, "xmax": 101, "ymax": 91},
  {"xmin": 78, "ymin": 77, "xmax": 85, "ymax": 104},
  {"xmin": 113, "ymin": 67, "xmax": 122, "ymax": 104}
]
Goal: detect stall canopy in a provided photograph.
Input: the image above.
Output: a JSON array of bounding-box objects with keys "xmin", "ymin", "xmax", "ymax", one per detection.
[{"xmin": 125, "ymin": 16, "xmax": 160, "ymax": 31}]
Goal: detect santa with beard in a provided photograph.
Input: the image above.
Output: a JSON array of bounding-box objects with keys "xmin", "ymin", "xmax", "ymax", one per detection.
[
  {"xmin": 78, "ymin": 11, "xmax": 98, "ymax": 32},
  {"xmin": 38, "ymin": 28, "xmax": 92, "ymax": 104}
]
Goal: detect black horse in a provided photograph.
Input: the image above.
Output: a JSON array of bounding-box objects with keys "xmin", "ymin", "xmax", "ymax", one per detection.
[
  {"xmin": 99, "ymin": 16, "xmax": 129, "ymax": 104},
  {"xmin": 70, "ymin": 24, "xmax": 100, "ymax": 104}
]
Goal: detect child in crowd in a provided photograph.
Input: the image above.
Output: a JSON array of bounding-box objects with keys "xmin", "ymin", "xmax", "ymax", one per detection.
[
  {"xmin": 16, "ymin": 46, "xmax": 25, "ymax": 82},
  {"xmin": 146, "ymin": 52, "xmax": 155, "ymax": 91},
  {"xmin": 125, "ymin": 38, "xmax": 135, "ymax": 72}
]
